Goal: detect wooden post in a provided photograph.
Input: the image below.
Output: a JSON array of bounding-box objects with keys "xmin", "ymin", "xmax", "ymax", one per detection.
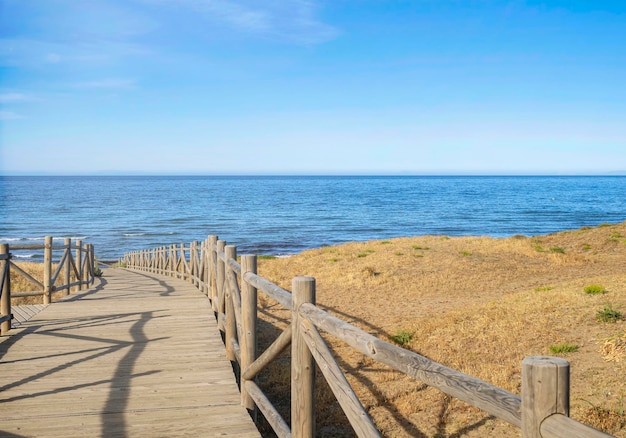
[
  {"xmin": 64, "ymin": 238, "xmax": 71, "ymax": 296},
  {"xmin": 0, "ymin": 244, "xmax": 11, "ymax": 335},
  {"xmin": 191, "ymin": 241, "xmax": 198, "ymax": 286},
  {"xmin": 89, "ymin": 244, "xmax": 95, "ymax": 285},
  {"xmin": 217, "ymin": 240, "xmax": 226, "ymax": 324},
  {"xmin": 43, "ymin": 236, "xmax": 53, "ymax": 304},
  {"xmin": 521, "ymin": 356, "xmax": 569, "ymax": 438},
  {"xmin": 170, "ymin": 244, "xmax": 176, "ymax": 276},
  {"xmin": 292, "ymin": 276, "xmax": 316, "ymax": 438},
  {"xmin": 241, "ymin": 254, "xmax": 258, "ymax": 414},
  {"xmin": 75, "ymin": 239, "xmax": 83, "ymax": 291},
  {"xmin": 225, "ymin": 245, "xmax": 237, "ymax": 362},
  {"xmin": 209, "ymin": 236, "xmax": 218, "ymax": 311}
]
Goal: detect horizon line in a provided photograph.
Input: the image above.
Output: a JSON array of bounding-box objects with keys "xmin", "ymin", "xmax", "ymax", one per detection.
[{"xmin": 2, "ymin": 170, "xmax": 626, "ymax": 177}]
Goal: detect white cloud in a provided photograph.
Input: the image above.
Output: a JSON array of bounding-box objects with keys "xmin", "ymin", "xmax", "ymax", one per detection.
[
  {"xmin": 0, "ymin": 93, "xmax": 32, "ymax": 103},
  {"xmin": 74, "ymin": 78, "xmax": 137, "ymax": 90},
  {"xmin": 144, "ymin": 0, "xmax": 339, "ymax": 44},
  {"xmin": 0, "ymin": 111, "xmax": 24, "ymax": 120},
  {"xmin": 46, "ymin": 53, "xmax": 61, "ymax": 63}
]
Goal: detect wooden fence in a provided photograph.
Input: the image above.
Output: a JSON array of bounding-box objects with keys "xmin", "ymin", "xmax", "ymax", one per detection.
[
  {"xmin": 123, "ymin": 236, "xmax": 613, "ymax": 438},
  {"xmin": 0, "ymin": 236, "xmax": 97, "ymax": 335}
]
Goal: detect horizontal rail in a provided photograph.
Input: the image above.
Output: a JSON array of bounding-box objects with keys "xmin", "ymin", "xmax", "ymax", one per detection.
[
  {"xmin": 10, "ymin": 291, "xmax": 44, "ymax": 298},
  {"xmin": 243, "ymin": 272, "xmax": 292, "ymax": 309},
  {"xmin": 541, "ymin": 413, "xmax": 614, "ymax": 437}
]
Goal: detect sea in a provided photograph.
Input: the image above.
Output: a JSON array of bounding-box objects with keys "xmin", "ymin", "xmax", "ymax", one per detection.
[{"xmin": 1, "ymin": 175, "xmax": 625, "ymax": 262}]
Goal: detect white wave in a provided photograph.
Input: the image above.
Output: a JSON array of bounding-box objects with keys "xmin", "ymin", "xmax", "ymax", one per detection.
[
  {"xmin": 123, "ymin": 233, "xmax": 146, "ymax": 237},
  {"xmin": 14, "ymin": 253, "xmax": 36, "ymax": 259}
]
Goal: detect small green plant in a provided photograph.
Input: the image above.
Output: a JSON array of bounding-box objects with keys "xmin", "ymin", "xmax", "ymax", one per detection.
[
  {"xmin": 585, "ymin": 284, "xmax": 607, "ymax": 295},
  {"xmin": 381, "ymin": 241, "xmax": 392, "ymax": 245},
  {"xmin": 413, "ymin": 254, "xmax": 424, "ymax": 258},
  {"xmin": 389, "ymin": 330, "xmax": 414, "ymax": 347},
  {"xmin": 596, "ymin": 305, "xmax": 624, "ymax": 323},
  {"xmin": 258, "ymin": 255, "xmax": 277, "ymax": 260},
  {"xmin": 533, "ymin": 244, "xmax": 545, "ymax": 252},
  {"xmin": 412, "ymin": 245, "xmax": 430, "ymax": 250},
  {"xmin": 357, "ymin": 253, "xmax": 368, "ymax": 258},
  {"xmin": 394, "ymin": 252, "xmax": 404, "ymax": 256},
  {"xmin": 582, "ymin": 244, "xmax": 592, "ymax": 251},
  {"xmin": 550, "ymin": 247, "xmax": 565, "ymax": 254},
  {"xmin": 535, "ymin": 286, "xmax": 554, "ymax": 292},
  {"xmin": 460, "ymin": 251, "xmax": 472, "ymax": 257},
  {"xmin": 328, "ymin": 258, "xmax": 339, "ymax": 263},
  {"xmin": 549, "ymin": 343, "xmax": 579, "ymax": 354}
]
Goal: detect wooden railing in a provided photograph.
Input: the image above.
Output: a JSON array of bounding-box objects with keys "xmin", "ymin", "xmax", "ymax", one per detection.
[
  {"xmin": 0, "ymin": 236, "xmax": 97, "ymax": 335},
  {"xmin": 123, "ymin": 236, "xmax": 613, "ymax": 438}
]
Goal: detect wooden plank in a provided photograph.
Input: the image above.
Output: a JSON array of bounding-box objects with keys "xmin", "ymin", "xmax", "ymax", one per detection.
[{"xmin": 0, "ymin": 268, "xmax": 260, "ymax": 437}]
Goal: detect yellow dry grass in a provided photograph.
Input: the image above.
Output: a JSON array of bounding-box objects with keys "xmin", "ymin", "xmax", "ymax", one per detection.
[
  {"xmin": 256, "ymin": 221, "xmax": 626, "ymax": 437},
  {"xmin": 8, "ymin": 262, "xmax": 68, "ymax": 304}
]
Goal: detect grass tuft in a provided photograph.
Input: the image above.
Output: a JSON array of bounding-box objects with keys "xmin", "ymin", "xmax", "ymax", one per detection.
[
  {"xmin": 596, "ymin": 305, "xmax": 624, "ymax": 323},
  {"xmin": 585, "ymin": 284, "xmax": 607, "ymax": 295},
  {"xmin": 389, "ymin": 330, "xmax": 414, "ymax": 347},
  {"xmin": 549, "ymin": 343, "xmax": 579, "ymax": 354}
]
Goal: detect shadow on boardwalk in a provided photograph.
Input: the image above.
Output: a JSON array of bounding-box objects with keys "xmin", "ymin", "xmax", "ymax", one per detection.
[{"xmin": 0, "ymin": 268, "xmax": 259, "ymax": 437}]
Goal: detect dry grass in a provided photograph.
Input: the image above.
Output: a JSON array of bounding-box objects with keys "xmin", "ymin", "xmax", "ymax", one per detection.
[
  {"xmin": 256, "ymin": 221, "xmax": 626, "ymax": 437},
  {"xmin": 9, "ymin": 262, "xmax": 68, "ymax": 304}
]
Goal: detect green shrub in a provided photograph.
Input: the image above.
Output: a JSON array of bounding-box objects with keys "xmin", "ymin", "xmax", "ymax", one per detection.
[
  {"xmin": 584, "ymin": 284, "xmax": 607, "ymax": 295},
  {"xmin": 596, "ymin": 305, "xmax": 623, "ymax": 323},
  {"xmin": 550, "ymin": 247, "xmax": 565, "ymax": 254},
  {"xmin": 412, "ymin": 245, "xmax": 430, "ymax": 250},
  {"xmin": 460, "ymin": 251, "xmax": 472, "ymax": 257},
  {"xmin": 389, "ymin": 330, "xmax": 414, "ymax": 347},
  {"xmin": 549, "ymin": 343, "xmax": 579, "ymax": 354},
  {"xmin": 535, "ymin": 286, "xmax": 554, "ymax": 292}
]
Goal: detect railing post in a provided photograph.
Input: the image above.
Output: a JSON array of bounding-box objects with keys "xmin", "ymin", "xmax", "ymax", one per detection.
[
  {"xmin": 209, "ymin": 236, "xmax": 218, "ymax": 311},
  {"xmin": 241, "ymin": 254, "xmax": 258, "ymax": 415},
  {"xmin": 169, "ymin": 244, "xmax": 176, "ymax": 276},
  {"xmin": 225, "ymin": 245, "xmax": 237, "ymax": 362},
  {"xmin": 178, "ymin": 245, "xmax": 183, "ymax": 279},
  {"xmin": 521, "ymin": 356, "xmax": 570, "ymax": 438},
  {"xmin": 191, "ymin": 241, "xmax": 198, "ymax": 286},
  {"xmin": 217, "ymin": 240, "xmax": 226, "ymax": 325},
  {"xmin": 64, "ymin": 238, "xmax": 71, "ymax": 296},
  {"xmin": 1, "ymin": 243, "xmax": 11, "ymax": 335},
  {"xmin": 76, "ymin": 239, "xmax": 83, "ymax": 291},
  {"xmin": 292, "ymin": 276, "xmax": 316, "ymax": 438},
  {"xmin": 43, "ymin": 236, "xmax": 53, "ymax": 304},
  {"xmin": 89, "ymin": 244, "xmax": 95, "ymax": 285}
]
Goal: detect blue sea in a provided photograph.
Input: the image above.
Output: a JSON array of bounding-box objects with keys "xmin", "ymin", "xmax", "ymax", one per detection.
[{"xmin": 1, "ymin": 176, "xmax": 625, "ymax": 261}]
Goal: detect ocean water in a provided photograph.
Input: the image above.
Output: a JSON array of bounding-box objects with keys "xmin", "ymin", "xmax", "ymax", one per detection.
[{"xmin": 1, "ymin": 175, "xmax": 625, "ymax": 261}]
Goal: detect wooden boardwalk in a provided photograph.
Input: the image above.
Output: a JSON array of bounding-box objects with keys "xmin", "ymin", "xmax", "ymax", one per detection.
[{"xmin": 0, "ymin": 268, "xmax": 260, "ymax": 437}]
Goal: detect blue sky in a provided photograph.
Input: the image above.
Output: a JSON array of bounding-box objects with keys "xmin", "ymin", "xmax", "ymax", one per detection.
[{"xmin": 1, "ymin": 0, "xmax": 625, "ymax": 175}]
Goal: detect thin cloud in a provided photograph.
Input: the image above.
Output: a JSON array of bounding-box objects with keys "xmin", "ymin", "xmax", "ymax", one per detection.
[
  {"xmin": 145, "ymin": 0, "xmax": 339, "ymax": 44},
  {"xmin": 74, "ymin": 78, "xmax": 137, "ymax": 90},
  {"xmin": 0, "ymin": 111, "xmax": 24, "ymax": 120},
  {"xmin": 0, "ymin": 93, "xmax": 32, "ymax": 103}
]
